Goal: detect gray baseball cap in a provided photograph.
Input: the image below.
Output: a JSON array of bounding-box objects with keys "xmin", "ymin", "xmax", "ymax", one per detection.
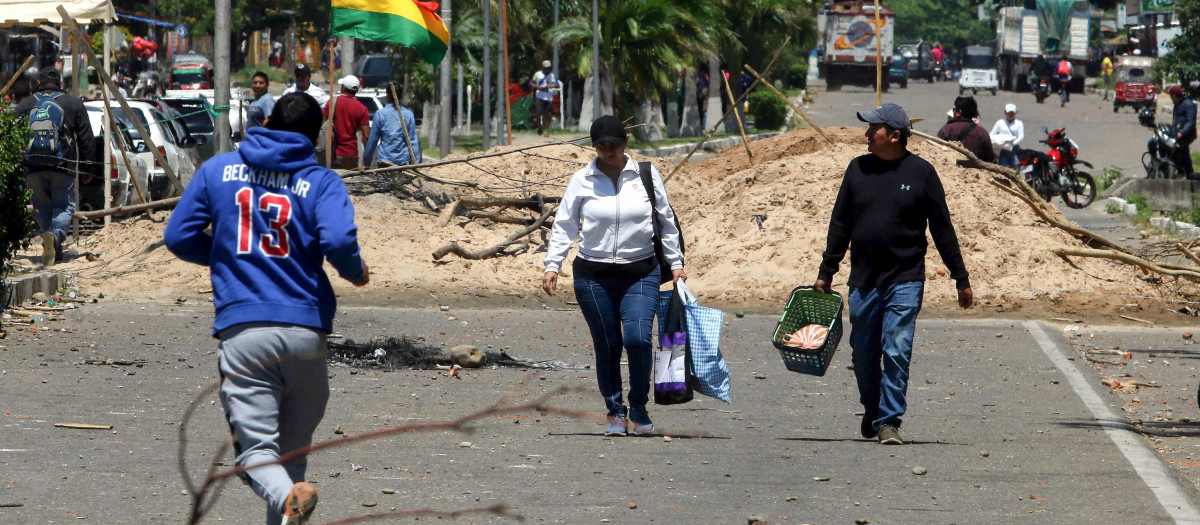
[{"xmin": 856, "ymin": 103, "xmax": 911, "ymax": 132}]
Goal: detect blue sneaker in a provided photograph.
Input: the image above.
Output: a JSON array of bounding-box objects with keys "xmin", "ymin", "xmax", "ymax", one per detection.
[{"xmin": 629, "ymin": 406, "xmax": 654, "ymax": 435}]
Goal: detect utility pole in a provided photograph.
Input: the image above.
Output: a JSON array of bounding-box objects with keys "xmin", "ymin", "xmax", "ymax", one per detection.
[
  {"xmin": 592, "ymin": 0, "xmax": 599, "ymax": 120},
  {"xmin": 482, "ymin": 0, "xmax": 491, "ymax": 150},
  {"xmin": 215, "ymin": 0, "xmax": 232, "ymax": 153},
  {"xmin": 553, "ymin": 0, "xmax": 560, "ymax": 129},
  {"xmin": 439, "ymin": 0, "xmax": 452, "ymax": 158},
  {"xmin": 340, "ymin": 37, "xmax": 355, "ymax": 78}
]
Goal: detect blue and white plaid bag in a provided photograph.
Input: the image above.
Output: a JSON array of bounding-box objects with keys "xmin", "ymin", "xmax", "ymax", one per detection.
[{"xmin": 676, "ymin": 281, "xmax": 731, "ymax": 403}]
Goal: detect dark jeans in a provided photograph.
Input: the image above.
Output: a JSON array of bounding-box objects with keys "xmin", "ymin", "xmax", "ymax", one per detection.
[
  {"xmin": 1174, "ymin": 140, "xmax": 1194, "ymax": 177},
  {"xmin": 25, "ymin": 169, "xmax": 75, "ymax": 243},
  {"xmin": 848, "ymin": 281, "xmax": 924, "ymax": 432},
  {"xmin": 573, "ymin": 266, "xmax": 660, "ymax": 418}
]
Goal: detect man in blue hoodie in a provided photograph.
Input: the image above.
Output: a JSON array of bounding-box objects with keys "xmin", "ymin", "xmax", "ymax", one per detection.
[{"xmin": 165, "ymin": 92, "xmax": 369, "ymax": 525}]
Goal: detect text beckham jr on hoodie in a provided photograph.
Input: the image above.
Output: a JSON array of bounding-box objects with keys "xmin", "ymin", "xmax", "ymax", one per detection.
[{"xmin": 164, "ymin": 127, "xmax": 365, "ymax": 336}]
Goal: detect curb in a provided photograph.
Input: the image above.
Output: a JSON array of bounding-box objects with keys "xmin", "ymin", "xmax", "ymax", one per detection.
[{"xmin": 4, "ymin": 271, "xmax": 61, "ymax": 307}]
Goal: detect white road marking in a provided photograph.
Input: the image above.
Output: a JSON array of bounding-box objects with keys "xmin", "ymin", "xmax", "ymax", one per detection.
[{"xmin": 1025, "ymin": 321, "xmax": 1200, "ymax": 524}]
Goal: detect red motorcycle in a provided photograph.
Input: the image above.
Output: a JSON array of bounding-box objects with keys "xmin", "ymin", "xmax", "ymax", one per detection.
[{"xmin": 1014, "ymin": 127, "xmax": 1097, "ymax": 208}]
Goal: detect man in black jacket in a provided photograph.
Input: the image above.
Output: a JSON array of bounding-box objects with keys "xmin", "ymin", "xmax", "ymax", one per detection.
[
  {"xmin": 937, "ymin": 96, "xmax": 995, "ymax": 162},
  {"xmin": 815, "ymin": 103, "xmax": 973, "ymax": 445},
  {"xmin": 14, "ymin": 68, "xmax": 94, "ymax": 266},
  {"xmin": 1168, "ymin": 85, "xmax": 1196, "ymax": 178}
]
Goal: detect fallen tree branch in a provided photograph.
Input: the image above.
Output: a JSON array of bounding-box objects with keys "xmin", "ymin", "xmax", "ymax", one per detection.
[
  {"xmin": 338, "ymin": 138, "xmax": 591, "ymax": 180},
  {"xmin": 1178, "ymin": 242, "xmax": 1200, "ymax": 267},
  {"xmin": 467, "ymin": 209, "xmax": 537, "ymax": 225},
  {"xmin": 74, "ymin": 197, "xmax": 181, "ymax": 221},
  {"xmin": 987, "ymin": 179, "xmax": 1128, "ymax": 253},
  {"xmin": 1051, "ymin": 246, "xmax": 1200, "ymax": 282},
  {"xmin": 432, "ymin": 207, "xmax": 555, "ymax": 260}
]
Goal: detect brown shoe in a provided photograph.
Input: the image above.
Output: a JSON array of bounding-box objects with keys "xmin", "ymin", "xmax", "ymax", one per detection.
[
  {"xmin": 281, "ymin": 481, "xmax": 318, "ymax": 524},
  {"xmin": 877, "ymin": 424, "xmax": 903, "ymax": 445},
  {"xmin": 40, "ymin": 232, "xmax": 56, "ymax": 267}
]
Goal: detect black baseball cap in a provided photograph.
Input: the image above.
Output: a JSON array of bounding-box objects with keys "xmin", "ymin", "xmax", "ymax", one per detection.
[
  {"xmin": 294, "ymin": 63, "xmax": 311, "ymax": 75},
  {"xmin": 856, "ymin": 103, "xmax": 910, "ymax": 133},
  {"xmin": 590, "ymin": 115, "xmax": 627, "ymax": 146},
  {"xmin": 37, "ymin": 68, "xmax": 62, "ymax": 86}
]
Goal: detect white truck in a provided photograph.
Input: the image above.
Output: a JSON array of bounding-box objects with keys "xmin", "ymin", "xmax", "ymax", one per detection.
[
  {"xmin": 817, "ymin": 0, "xmax": 895, "ymax": 92},
  {"xmin": 995, "ymin": 0, "xmax": 1091, "ymax": 93}
]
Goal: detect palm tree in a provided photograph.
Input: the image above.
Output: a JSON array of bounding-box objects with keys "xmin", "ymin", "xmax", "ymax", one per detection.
[{"xmin": 548, "ymin": 0, "xmax": 725, "ymax": 140}]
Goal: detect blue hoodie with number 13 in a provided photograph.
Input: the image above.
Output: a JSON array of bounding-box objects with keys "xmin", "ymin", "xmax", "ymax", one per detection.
[{"xmin": 165, "ymin": 127, "xmax": 365, "ymax": 335}]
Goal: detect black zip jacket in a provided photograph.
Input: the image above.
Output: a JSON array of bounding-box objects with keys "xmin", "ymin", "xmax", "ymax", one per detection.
[{"xmin": 818, "ymin": 152, "xmax": 971, "ymax": 291}]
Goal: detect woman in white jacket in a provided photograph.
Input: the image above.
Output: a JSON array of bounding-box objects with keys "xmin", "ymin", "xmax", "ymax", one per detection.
[{"xmin": 542, "ymin": 115, "xmax": 686, "ymax": 436}]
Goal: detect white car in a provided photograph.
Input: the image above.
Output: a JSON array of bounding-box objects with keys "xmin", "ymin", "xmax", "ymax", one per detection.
[
  {"xmin": 84, "ymin": 100, "xmax": 200, "ymax": 202},
  {"xmin": 83, "ymin": 106, "xmax": 150, "ymax": 209}
]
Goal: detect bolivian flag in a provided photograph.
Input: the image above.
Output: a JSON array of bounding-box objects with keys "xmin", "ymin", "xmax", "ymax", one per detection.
[{"xmin": 331, "ymin": 0, "xmax": 450, "ymax": 66}]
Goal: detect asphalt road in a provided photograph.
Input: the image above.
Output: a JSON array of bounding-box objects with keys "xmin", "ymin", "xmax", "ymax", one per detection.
[
  {"xmin": 804, "ymin": 76, "xmax": 1152, "ymax": 176},
  {"xmin": 1, "ymin": 303, "xmax": 1198, "ymax": 524}
]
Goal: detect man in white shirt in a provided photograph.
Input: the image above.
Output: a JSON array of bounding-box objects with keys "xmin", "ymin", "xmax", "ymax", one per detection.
[
  {"xmin": 990, "ymin": 103, "xmax": 1024, "ymax": 168},
  {"xmin": 529, "ymin": 60, "xmax": 558, "ymax": 136},
  {"xmin": 282, "ymin": 63, "xmax": 329, "ymax": 108}
]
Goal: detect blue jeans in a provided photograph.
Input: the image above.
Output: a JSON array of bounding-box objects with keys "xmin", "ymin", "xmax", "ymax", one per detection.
[
  {"xmin": 848, "ymin": 281, "xmax": 924, "ymax": 432},
  {"xmin": 25, "ymin": 170, "xmax": 76, "ymax": 242},
  {"xmin": 998, "ymin": 149, "xmax": 1017, "ymax": 168},
  {"xmin": 573, "ymin": 266, "xmax": 660, "ymax": 419}
]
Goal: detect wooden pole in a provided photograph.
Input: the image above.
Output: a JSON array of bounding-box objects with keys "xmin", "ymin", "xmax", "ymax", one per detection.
[
  {"xmin": 0, "ymin": 55, "xmax": 36, "ymax": 95},
  {"xmin": 326, "ymin": 43, "xmax": 338, "ymax": 168},
  {"xmin": 101, "ymin": 26, "xmax": 111, "ymax": 226},
  {"xmin": 501, "ymin": 0, "xmax": 512, "ymax": 144},
  {"xmin": 721, "ymin": 70, "xmax": 753, "ymax": 165},
  {"xmin": 743, "ymin": 65, "xmax": 834, "ymax": 145},
  {"xmin": 98, "ymin": 74, "xmax": 148, "ymax": 204},
  {"xmin": 874, "ymin": 0, "xmax": 882, "ymax": 108},
  {"xmin": 58, "ymin": 6, "xmax": 183, "ymax": 194}
]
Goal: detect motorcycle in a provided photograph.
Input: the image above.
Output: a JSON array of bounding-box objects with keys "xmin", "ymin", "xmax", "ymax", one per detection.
[
  {"xmin": 1143, "ymin": 123, "xmax": 1179, "ymax": 179},
  {"xmin": 931, "ymin": 60, "xmax": 944, "ymax": 83},
  {"xmin": 1033, "ymin": 77, "xmax": 1050, "ymax": 104},
  {"xmin": 1016, "ymin": 127, "xmax": 1096, "ymax": 208}
]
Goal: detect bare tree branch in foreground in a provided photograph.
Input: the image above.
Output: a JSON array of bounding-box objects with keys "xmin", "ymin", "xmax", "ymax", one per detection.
[{"xmin": 180, "ymin": 378, "xmax": 595, "ymax": 525}]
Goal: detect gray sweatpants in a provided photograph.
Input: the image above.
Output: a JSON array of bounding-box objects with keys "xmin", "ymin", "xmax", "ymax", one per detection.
[{"xmin": 217, "ymin": 323, "xmax": 329, "ymax": 525}]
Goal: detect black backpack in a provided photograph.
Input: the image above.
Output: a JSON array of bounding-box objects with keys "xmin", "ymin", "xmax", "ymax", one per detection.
[{"xmin": 638, "ymin": 161, "xmax": 685, "ymax": 284}]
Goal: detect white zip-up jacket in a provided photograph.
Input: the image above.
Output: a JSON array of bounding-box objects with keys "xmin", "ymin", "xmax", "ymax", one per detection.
[{"xmin": 544, "ymin": 155, "xmax": 684, "ymax": 274}]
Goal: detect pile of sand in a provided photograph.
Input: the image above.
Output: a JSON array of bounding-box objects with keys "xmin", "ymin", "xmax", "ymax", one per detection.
[{"xmin": 22, "ymin": 129, "xmax": 1195, "ymax": 320}]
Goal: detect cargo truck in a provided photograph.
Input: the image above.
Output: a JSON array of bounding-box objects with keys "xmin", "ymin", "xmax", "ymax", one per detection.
[
  {"xmin": 817, "ymin": 0, "xmax": 894, "ymax": 92},
  {"xmin": 995, "ymin": 0, "xmax": 1091, "ymax": 93}
]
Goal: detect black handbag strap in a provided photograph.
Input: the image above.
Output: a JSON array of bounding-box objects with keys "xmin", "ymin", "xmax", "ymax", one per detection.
[{"xmin": 639, "ymin": 161, "xmax": 685, "ymax": 257}]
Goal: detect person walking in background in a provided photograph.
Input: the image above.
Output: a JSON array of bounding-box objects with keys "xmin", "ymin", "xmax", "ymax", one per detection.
[
  {"xmin": 322, "ymin": 75, "xmax": 370, "ymax": 170},
  {"xmin": 542, "ymin": 115, "xmax": 686, "ymax": 436},
  {"xmin": 1168, "ymin": 85, "xmax": 1196, "ymax": 179},
  {"xmin": 529, "ymin": 60, "xmax": 558, "ymax": 136},
  {"xmin": 990, "ymin": 103, "xmax": 1024, "ymax": 168},
  {"xmin": 164, "ymin": 93, "xmax": 370, "ymax": 525},
  {"xmin": 245, "ymin": 71, "xmax": 276, "ymax": 131},
  {"xmin": 1056, "ymin": 57, "xmax": 1072, "ymax": 106},
  {"xmin": 282, "ymin": 64, "xmax": 328, "ymax": 108},
  {"xmin": 816, "ymin": 103, "xmax": 973, "ymax": 446},
  {"xmin": 15, "ymin": 68, "xmax": 95, "ymax": 266},
  {"xmin": 1100, "ymin": 53, "xmax": 1114, "ymax": 102},
  {"xmin": 364, "ymin": 82, "xmax": 421, "ymax": 167},
  {"xmin": 937, "ymin": 96, "xmax": 995, "ymax": 162}
]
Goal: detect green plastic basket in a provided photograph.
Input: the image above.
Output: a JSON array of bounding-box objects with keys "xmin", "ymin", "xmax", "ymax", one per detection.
[{"xmin": 771, "ymin": 286, "xmax": 844, "ymax": 376}]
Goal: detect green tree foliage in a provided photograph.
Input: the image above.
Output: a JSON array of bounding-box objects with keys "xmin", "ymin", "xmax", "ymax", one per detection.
[
  {"xmin": 0, "ymin": 109, "xmax": 36, "ymax": 306},
  {"xmin": 888, "ymin": 0, "xmax": 992, "ymax": 58},
  {"xmin": 1156, "ymin": 0, "xmax": 1200, "ymax": 86}
]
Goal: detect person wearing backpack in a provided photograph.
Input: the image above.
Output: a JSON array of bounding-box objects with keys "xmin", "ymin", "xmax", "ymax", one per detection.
[
  {"xmin": 1056, "ymin": 58, "xmax": 1072, "ymax": 106},
  {"xmin": 542, "ymin": 115, "xmax": 686, "ymax": 436},
  {"xmin": 936, "ymin": 96, "xmax": 995, "ymax": 162},
  {"xmin": 14, "ymin": 68, "xmax": 95, "ymax": 266}
]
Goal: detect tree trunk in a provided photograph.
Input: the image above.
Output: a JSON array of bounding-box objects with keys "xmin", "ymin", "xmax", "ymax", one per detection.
[
  {"xmin": 704, "ymin": 57, "xmax": 722, "ymax": 131},
  {"xmin": 578, "ymin": 67, "xmax": 613, "ymax": 129},
  {"xmin": 633, "ymin": 94, "xmax": 663, "ymax": 142},
  {"xmin": 679, "ymin": 67, "xmax": 701, "ymax": 137}
]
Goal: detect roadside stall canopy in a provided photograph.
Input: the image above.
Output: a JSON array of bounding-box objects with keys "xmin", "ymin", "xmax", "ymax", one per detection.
[{"xmin": 0, "ymin": 0, "xmax": 115, "ymax": 26}]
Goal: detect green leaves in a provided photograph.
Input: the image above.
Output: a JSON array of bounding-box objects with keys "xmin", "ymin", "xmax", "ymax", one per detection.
[
  {"xmin": 0, "ymin": 107, "xmax": 36, "ymax": 305},
  {"xmin": 1156, "ymin": 0, "xmax": 1200, "ymax": 87}
]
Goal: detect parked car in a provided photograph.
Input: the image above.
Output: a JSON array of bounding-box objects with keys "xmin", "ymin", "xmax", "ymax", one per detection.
[
  {"xmin": 132, "ymin": 98, "xmax": 205, "ymax": 173},
  {"xmin": 355, "ymin": 87, "xmax": 388, "ymax": 119},
  {"xmin": 83, "ymin": 100, "xmax": 201, "ymax": 201},
  {"xmin": 897, "ymin": 42, "xmax": 935, "ymax": 82},
  {"xmin": 164, "ymin": 89, "xmax": 247, "ymax": 144},
  {"xmin": 355, "ymin": 54, "xmax": 395, "ymax": 88},
  {"xmin": 160, "ymin": 96, "xmax": 217, "ymax": 160},
  {"xmin": 83, "ymin": 106, "xmax": 150, "ymax": 210}
]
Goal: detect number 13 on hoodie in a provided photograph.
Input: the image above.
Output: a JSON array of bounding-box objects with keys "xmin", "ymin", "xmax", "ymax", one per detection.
[{"xmin": 235, "ymin": 187, "xmax": 292, "ymax": 257}]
